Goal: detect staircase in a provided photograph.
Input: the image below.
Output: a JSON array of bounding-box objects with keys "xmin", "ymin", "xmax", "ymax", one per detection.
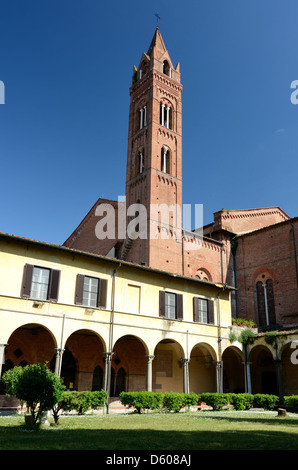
[{"xmin": 119, "ymin": 236, "xmax": 134, "ymax": 261}]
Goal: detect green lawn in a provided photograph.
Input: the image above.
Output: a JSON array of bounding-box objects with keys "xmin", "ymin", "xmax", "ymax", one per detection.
[{"xmin": 1, "ymin": 410, "xmax": 298, "ymax": 450}]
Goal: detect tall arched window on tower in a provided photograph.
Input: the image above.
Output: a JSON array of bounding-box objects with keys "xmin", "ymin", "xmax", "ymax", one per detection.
[
  {"xmin": 139, "ymin": 104, "xmax": 147, "ymax": 129},
  {"xmin": 138, "ymin": 151, "xmax": 144, "ymax": 174},
  {"xmin": 256, "ymin": 274, "xmax": 276, "ymax": 327},
  {"xmin": 161, "ymin": 146, "xmax": 170, "ymax": 174},
  {"xmin": 163, "ymin": 60, "xmax": 171, "ymax": 77},
  {"xmin": 160, "ymin": 103, "xmax": 172, "ymax": 129}
]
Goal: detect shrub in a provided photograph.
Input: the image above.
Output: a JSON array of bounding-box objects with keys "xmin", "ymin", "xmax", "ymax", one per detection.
[
  {"xmin": 56, "ymin": 390, "xmax": 108, "ymax": 416},
  {"xmin": 198, "ymin": 393, "xmax": 229, "ymax": 411},
  {"xmin": 3, "ymin": 363, "xmax": 65, "ymax": 426},
  {"xmin": 253, "ymin": 393, "xmax": 279, "ymax": 410},
  {"xmin": 230, "ymin": 393, "xmax": 254, "ymax": 410},
  {"xmin": 119, "ymin": 391, "xmax": 163, "ymax": 413},
  {"xmin": 183, "ymin": 392, "xmax": 199, "ymax": 407},
  {"xmin": 284, "ymin": 395, "xmax": 298, "ymax": 412},
  {"xmin": 238, "ymin": 328, "xmax": 257, "ymax": 345},
  {"xmin": 163, "ymin": 392, "xmax": 188, "ymax": 412},
  {"xmin": 2, "ymin": 366, "xmax": 24, "ymax": 398}
]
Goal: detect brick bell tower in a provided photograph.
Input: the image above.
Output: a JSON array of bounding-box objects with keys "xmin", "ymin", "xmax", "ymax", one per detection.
[{"xmin": 123, "ymin": 26, "xmax": 183, "ymax": 273}]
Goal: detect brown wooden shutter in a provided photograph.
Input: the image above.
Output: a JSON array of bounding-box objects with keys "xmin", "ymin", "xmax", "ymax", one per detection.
[
  {"xmin": 98, "ymin": 278, "xmax": 108, "ymax": 308},
  {"xmin": 22, "ymin": 264, "xmax": 33, "ymax": 298},
  {"xmin": 208, "ymin": 300, "xmax": 214, "ymax": 324},
  {"xmin": 176, "ymin": 294, "xmax": 183, "ymax": 320},
  {"xmin": 49, "ymin": 270, "xmax": 61, "ymax": 302},
  {"xmin": 159, "ymin": 291, "xmax": 165, "ymax": 317},
  {"xmin": 193, "ymin": 297, "xmax": 198, "ymax": 322},
  {"xmin": 75, "ymin": 274, "xmax": 85, "ymax": 305}
]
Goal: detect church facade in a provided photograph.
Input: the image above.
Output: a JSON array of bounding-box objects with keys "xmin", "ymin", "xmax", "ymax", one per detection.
[{"xmin": 1, "ymin": 27, "xmax": 298, "ymax": 407}]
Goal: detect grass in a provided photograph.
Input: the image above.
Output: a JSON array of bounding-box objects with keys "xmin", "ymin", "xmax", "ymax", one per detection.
[{"xmin": 1, "ymin": 410, "xmax": 298, "ymax": 450}]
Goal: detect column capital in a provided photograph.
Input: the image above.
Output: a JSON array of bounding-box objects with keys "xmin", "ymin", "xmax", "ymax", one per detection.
[
  {"xmin": 180, "ymin": 357, "xmax": 190, "ymax": 365},
  {"xmin": 146, "ymin": 354, "xmax": 155, "ymax": 362},
  {"xmin": 55, "ymin": 347, "xmax": 65, "ymax": 354},
  {"xmin": 103, "ymin": 351, "xmax": 114, "ymax": 362}
]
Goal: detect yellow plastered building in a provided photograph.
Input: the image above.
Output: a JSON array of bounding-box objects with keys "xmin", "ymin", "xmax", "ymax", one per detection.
[{"xmin": 0, "ymin": 232, "xmax": 235, "ymax": 397}]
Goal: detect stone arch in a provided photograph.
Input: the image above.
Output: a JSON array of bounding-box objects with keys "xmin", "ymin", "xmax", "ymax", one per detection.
[
  {"xmin": 153, "ymin": 338, "xmax": 185, "ymax": 393},
  {"xmin": 111, "ymin": 334, "xmax": 149, "ymax": 395},
  {"xmin": 249, "ymin": 344, "xmax": 278, "ymax": 395},
  {"xmin": 159, "ymin": 98, "xmax": 174, "ymax": 130},
  {"xmin": 161, "ymin": 145, "xmax": 171, "ymax": 174},
  {"xmin": 222, "ymin": 345, "xmax": 245, "ymax": 393},
  {"xmin": 4, "ymin": 323, "xmax": 57, "ymax": 368},
  {"xmin": 280, "ymin": 341, "xmax": 298, "ymax": 396},
  {"xmin": 63, "ymin": 329, "xmax": 106, "ymax": 391},
  {"xmin": 195, "ymin": 267, "xmax": 212, "ymax": 282},
  {"xmin": 163, "ymin": 59, "xmax": 171, "ymax": 76},
  {"xmin": 189, "ymin": 342, "xmax": 217, "ymax": 393},
  {"xmin": 92, "ymin": 364, "xmax": 104, "ymax": 391}
]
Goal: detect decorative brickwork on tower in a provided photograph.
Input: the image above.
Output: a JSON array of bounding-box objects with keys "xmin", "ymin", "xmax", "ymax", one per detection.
[{"xmin": 124, "ymin": 27, "xmax": 183, "ymax": 272}]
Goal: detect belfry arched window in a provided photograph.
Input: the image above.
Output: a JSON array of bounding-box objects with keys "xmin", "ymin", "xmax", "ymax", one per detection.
[
  {"xmin": 160, "ymin": 103, "xmax": 172, "ymax": 129},
  {"xmin": 163, "ymin": 60, "xmax": 171, "ymax": 77},
  {"xmin": 161, "ymin": 146, "xmax": 170, "ymax": 174},
  {"xmin": 256, "ymin": 274, "xmax": 276, "ymax": 327},
  {"xmin": 139, "ymin": 62, "xmax": 148, "ymax": 79}
]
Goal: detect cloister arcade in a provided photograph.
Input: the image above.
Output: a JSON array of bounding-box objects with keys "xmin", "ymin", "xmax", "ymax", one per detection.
[{"xmin": 1, "ymin": 321, "xmax": 298, "ymax": 399}]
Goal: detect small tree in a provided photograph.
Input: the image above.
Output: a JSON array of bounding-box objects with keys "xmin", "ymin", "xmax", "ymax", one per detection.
[
  {"xmin": 4, "ymin": 363, "xmax": 65, "ymax": 425},
  {"xmin": 2, "ymin": 366, "xmax": 24, "ymax": 397}
]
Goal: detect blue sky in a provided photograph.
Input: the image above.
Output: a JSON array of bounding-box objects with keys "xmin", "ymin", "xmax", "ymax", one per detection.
[{"xmin": 0, "ymin": 0, "xmax": 298, "ymax": 244}]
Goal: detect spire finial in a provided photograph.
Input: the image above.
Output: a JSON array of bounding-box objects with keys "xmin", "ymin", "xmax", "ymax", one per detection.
[{"xmin": 154, "ymin": 13, "xmax": 160, "ymax": 29}]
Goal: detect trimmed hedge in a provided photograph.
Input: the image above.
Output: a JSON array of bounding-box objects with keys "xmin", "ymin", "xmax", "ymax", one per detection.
[
  {"xmin": 284, "ymin": 395, "xmax": 298, "ymax": 412},
  {"xmin": 199, "ymin": 392, "xmax": 230, "ymax": 411},
  {"xmin": 56, "ymin": 390, "xmax": 108, "ymax": 416},
  {"xmin": 163, "ymin": 392, "xmax": 198, "ymax": 412},
  {"xmin": 229, "ymin": 393, "xmax": 254, "ymax": 410},
  {"xmin": 119, "ymin": 391, "xmax": 163, "ymax": 413},
  {"xmin": 252, "ymin": 393, "xmax": 279, "ymax": 410},
  {"xmin": 119, "ymin": 391, "xmax": 282, "ymax": 413}
]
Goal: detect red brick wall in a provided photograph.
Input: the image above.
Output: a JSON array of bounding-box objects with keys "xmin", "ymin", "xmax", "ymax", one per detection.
[{"xmin": 235, "ymin": 218, "xmax": 298, "ymax": 327}]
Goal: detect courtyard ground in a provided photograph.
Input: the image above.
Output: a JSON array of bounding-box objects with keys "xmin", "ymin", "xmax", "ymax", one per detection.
[{"xmin": 0, "ymin": 409, "xmax": 298, "ymax": 451}]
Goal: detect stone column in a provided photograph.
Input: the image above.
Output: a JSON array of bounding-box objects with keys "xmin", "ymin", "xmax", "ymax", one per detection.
[
  {"xmin": 161, "ymin": 104, "xmax": 165, "ymax": 126},
  {"xmin": 162, "ymin": 148, "xmax": 167, "ymax": 173},
  {"xmin": 140, "ymin": 108, "xmax": 144, "ymax": 129},
  {"xmin": 0, "ymin": 344, "xmax": 7, "ymax": 378},
  {"xmin": 54, "ymin": 347, "xmax": 64, "ymax": 376},
  {"xmin": 274, "ymin": 358, "xmax": 283, "ymax": 400},
  {"xmin": 243, "ymin": 359, "xmax": 252, "ymax": 394},
  {"xmin": 181, "ymin": 358, "xmax": 190, "ymax": 394},
  {"xmin": 103, "ymin": 351, "xmax": 113, "ymax": 394},
  {"xmin": 216, "ymin": 361, "xmax": 223, "ymax": 392},
  {"xmin": 140, "ymin": 153, "xmax": 144, "ymax": 173},
  {"xmin": 166, "ymin": 107, "xmax": 170, "ymax": 128},
  {"xmin": 263, "ymin": 283, "xmax": 269, "ymax": 326},
  {"xmin": 146, "ymin": 355, "xmax": 155, "ymax": 392}
]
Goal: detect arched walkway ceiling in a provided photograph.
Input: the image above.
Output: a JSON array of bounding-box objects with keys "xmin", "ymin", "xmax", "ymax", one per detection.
[
  {"xmin": 190, "ymin": 342, "xmax": 217, "ymax": 361},
  {"xmin": 7, "ymin": 323, "xmax": 57, "ymax": 348}
]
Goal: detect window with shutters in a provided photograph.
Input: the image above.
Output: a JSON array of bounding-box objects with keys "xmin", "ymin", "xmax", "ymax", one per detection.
[
  {"xmin": 75, "ymin": 274, "xmax": 108, "ymax": 309},
  {"xmin": 22, "ymin": 264, "xmax": 60, "ymax": 302},
  {"xmin": 31, "ymin": 267, "xmax": 50, "ymax": 300},
  {"xmin": 159, "ymin": 291, "xmax": 183, "ymax": 320},
  {"xmin": 193, "ymin": 297, "xmax": 214, "ymax": 324},
  {"xmin": 83, "ymin": 276, "xmax": 99, "ymax": 308}
]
